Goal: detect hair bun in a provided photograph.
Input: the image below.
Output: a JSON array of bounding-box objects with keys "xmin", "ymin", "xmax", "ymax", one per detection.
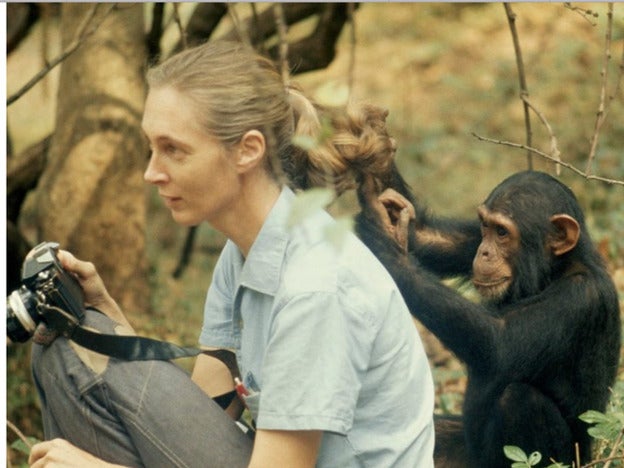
[{"xmin": 289, "ymin": 97, "xmax": 396, "ymax": 194}]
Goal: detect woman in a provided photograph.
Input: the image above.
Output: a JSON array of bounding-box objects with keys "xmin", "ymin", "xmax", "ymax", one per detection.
[{"xmin": 28, "ymin": 40, "xmax": 434, "ymax": 467}]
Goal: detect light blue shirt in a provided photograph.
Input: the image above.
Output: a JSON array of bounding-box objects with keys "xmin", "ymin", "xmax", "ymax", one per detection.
[{"xmin": 200, "ymin": 186, "xmax": 434, "ymax": 467}]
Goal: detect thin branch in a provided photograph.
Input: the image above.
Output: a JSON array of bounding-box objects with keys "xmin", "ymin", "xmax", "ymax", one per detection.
[
  {"xmin": 7, "ymin": 3, "xmax": 117, "ymax": 106},
  {"xmin": 504, "ymin": 3, "xmax": 533, "ymax": 170},
  {"xmin": 521, "ymin": 96, "xmax": 561, "ymax": 175},
  {"xmin": 614, "ymin": 36, "xmax": 624, "ymax": 101},
  {"xmin": 273, "ymin": 3, "xmax": 290, "ymax": 84},
  {"xmin": 564, "ymin": 2, "xmax": 600, "ymax": 26},
  {"xmin": 601, "ymin": 425, "xmax": 624, "ymax": 468},
  {"xmin": 586, "ymin": 3, "xmax": 614, "ymax": 175},
  {"xmin": 7, "ymin": 420, "xmax": 33, "ymax": 450},
  {"xmin": 472, "ymin": 132, "xmax": 624, "ymax": 186},
  {"xmin": 173, "ymin": 226, "xmax": 197, "ymax": 278},
  {"xmin": 583, "ymin": 454, "xmax": 624, "ymax": 468},
  {"xmin": 347, "ymin": 3, "xmax": 356, "ymax": 103},
  {"xmin": 249, "ymin": 3, "xmax": 264, "ymax": 51},
  {"xmin": 226, "ymin": 3, "xmax": 251, "ymax": 47},
  {"xmin": 172, "ymin": 3, "xmax": 187, "ymax": 50},
  {"xmin": 146, "ymin": 3, "xmax": 165, "ymax": 61}
]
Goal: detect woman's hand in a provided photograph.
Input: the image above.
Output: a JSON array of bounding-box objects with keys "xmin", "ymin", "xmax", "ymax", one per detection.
[
  {"xmin": 57, "ymin": 251, "xmax": 114, "ymax": 313},
  {"xmin": 56, "ymin": 250, "xmax": 133, "ymax": 331},
  {"xmin": 29, "ymin": 439, "xmax": 126, "ymax": 468}
]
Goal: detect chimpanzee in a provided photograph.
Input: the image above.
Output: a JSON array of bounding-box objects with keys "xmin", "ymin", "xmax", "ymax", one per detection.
[{"xmin": 355, "ymin": 169, "xmax": 621, "ymax": 467}]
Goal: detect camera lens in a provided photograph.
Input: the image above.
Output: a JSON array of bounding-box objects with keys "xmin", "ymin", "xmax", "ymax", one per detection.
[{"xmin": 7, "ymin": 288, "xmax": 39, "ymax": 343}]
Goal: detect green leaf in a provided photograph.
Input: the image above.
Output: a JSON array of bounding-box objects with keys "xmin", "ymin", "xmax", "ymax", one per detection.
[
  {"xmin": 287, "ymin": 188, "xmax": 334, "ymax": 228},
  {"xmin": 504, "ymin": 445, "xmax": 528, "ymax": 463},
  {"xmin": 10, "ymin": 437, "xmax": 38, "ymax": 455},
  {"xmin": 579, "ymin": 410, "xmax": 612, "ymax": 425},
  {"xmin": 527, "ymin": 451, "xmax": 542, "ymax": 466},
  {"xmin": 313, "ymin": 81, "xmax": 350, "ymax": 107},
  {"xmin": 588, "ymin": 422, "xmax": 622, "ymax": 440}
]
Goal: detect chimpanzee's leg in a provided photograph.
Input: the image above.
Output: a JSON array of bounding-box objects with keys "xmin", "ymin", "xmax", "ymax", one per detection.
[
  {"xmin": 475, "ymin": 383, "xmax": 573, "ymax": 467},
  {"xmin": 31, "ymin": 309, "xmax": 252, "ymax": 468},
  {"xmin": 433, "ymin": 415, "xmax": 468, "ymax": 468}
]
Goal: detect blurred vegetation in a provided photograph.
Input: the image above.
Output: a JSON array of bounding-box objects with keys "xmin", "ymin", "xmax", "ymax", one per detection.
[{"xmin": 6, "ymin": 3, "xmax": 624, "ymax": 466}]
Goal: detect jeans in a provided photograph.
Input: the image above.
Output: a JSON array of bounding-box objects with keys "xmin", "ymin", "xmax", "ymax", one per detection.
[{"xmin": 31, "ymin": 309, "xmax": 253, "ymax": 467}]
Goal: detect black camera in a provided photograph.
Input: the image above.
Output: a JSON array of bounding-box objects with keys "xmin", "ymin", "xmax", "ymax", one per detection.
[{"xmin": 7, "ymin": 242, "xmax": 85, "ymax": 343}]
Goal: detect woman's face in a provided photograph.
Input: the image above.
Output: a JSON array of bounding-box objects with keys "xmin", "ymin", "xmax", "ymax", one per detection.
[{"xmin": 142, "ymin": 86, "xmax": 241, "ymax": 226}]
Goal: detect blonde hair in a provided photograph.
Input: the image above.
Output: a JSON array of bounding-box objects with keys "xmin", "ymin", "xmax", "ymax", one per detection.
[{"xmin": 147, "ymin": 40, "xmax": 395, "ymax": 193}]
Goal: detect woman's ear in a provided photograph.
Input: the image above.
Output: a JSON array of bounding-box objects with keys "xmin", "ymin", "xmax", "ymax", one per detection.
[{"xmin": 235, "ymin": 130, "xmax": 266, "ymax": 174}]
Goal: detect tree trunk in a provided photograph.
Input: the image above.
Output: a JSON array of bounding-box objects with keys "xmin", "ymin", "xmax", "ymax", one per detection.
[{"xmin": 36, "ymin": 3, "xmax": 149, "ymax": 317}]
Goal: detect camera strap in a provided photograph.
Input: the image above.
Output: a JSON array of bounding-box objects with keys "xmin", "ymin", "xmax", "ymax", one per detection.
[{"xmin": 40, "ymin": 304, "xmax": 202, "ymax": 361}]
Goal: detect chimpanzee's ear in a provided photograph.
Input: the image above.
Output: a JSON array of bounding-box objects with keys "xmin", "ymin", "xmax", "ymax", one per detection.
[{"xmin": 549, "ymin": 214, "xmax": 580, "ymax": 256}]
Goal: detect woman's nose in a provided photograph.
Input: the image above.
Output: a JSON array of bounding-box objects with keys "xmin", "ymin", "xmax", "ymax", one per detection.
[{"xmin": 144, "ymin": 154, "xmax": 168, "ymax": 185}]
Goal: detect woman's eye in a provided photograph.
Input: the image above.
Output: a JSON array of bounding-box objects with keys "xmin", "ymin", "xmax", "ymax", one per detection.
[{"xmin": 163, "ymin": 144, "xmax": 177, "ymax": 155}]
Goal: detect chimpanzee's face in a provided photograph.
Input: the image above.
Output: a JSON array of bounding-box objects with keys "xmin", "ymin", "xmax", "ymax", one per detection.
[{"xmin": 472, "ymin": 206, "xmax": 519, "ymax": 303}]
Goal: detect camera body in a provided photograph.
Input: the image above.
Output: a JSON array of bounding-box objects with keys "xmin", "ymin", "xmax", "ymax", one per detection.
[{"xmin": 7, "ymin": 242, "xmax": 84, "ymax": 343}]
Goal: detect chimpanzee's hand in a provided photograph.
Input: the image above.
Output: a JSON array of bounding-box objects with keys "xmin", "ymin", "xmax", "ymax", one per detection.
[
  {"xmin": 357, "ymin": 175, "xmax": 415, "ymax": 253},
  {"xmin": 378, "ymin": 188, "xmax": 415, "ymax": 253}
]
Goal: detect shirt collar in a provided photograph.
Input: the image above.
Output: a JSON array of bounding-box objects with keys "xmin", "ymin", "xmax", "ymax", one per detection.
[{"xmin": 238, "ymin": 186, "xmax": 295, "ymax": 295}]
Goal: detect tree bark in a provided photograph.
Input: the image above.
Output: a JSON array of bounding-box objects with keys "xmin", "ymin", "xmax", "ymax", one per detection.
[{"xmin": 36, "ymin": 3, "xmax": 149, "ymax": 316}]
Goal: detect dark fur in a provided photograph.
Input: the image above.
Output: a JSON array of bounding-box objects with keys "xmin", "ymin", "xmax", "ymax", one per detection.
[{"xmin": 356, "ymin": 169, "xmax": 621, "ymax": 467}]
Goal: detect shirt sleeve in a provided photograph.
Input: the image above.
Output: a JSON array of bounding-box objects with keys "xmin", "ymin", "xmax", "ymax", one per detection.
[
  {"xmin": 255, "ymin": 290, "xmax": 377, "ymax": 434},
  {"xmin": 198, "ymin": 242, "xmax": 240, "ymax": 349}
]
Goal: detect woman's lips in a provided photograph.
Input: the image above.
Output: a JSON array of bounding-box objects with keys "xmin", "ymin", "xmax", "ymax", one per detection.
[{"xmin": 160, "ymin": 194, "xmax": 182, "ymax": 207}]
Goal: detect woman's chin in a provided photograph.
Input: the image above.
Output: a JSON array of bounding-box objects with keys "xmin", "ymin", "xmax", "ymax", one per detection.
[{"xmin": 170, "ymin": 211, "xmax": 201, "ymax": 227}]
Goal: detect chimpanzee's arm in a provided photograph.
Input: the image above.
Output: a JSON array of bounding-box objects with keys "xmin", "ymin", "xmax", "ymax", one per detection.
[
  {"xmin": 369, "ymin": 164, "xmax": 482, "ymax": 278},
  {"xmin": 356, "ymin": 205, "xmax": 499, "ymax": 373},
  {"xmin": 409, "ymin": 214, "xmax": 481, "ymax": 278}
]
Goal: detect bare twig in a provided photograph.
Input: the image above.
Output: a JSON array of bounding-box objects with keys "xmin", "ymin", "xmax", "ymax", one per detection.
[
  {"xmin": 273, "ymin": 3, "xmax": 290, "ymax": 84},
  {"xmin": 226, "ymin": 4, "xmax": 251, "ymax": 47},
  {"xmin": 249, "ymin": 3, "xmax": 264, "ymax": 51},
  {"xmin": 7, "ymin": 3, "xmax": 117, "ymax": 106},
  {"xmin": 172, "ymin": 3, "xmax": 188, "ymax": 50},
  {"xmin": 521, "ymin": 96, "xmax": 561, "ymax": 174},
  {"xmin": 472, "ymin": 132, "xmax": 624, "ymax": 186},
  {"xmin": 564, "ymin": 2, "xmax": 600, "ymax": 26},
  {"xmin": 576, "ymin": 442, "xmax": 581, "ymax": 468},
  {"xmin": 347, "ymin": 3, "xmax": 356, "ymax": 103},
  {"xmin": 583, "ymin": 453, "xmax": 624, "ymax": 468},
  {"xmin": 7, "ymin": 420, "xmax": 33, "ymax": 450},
  {"xmin": 504, "ymin": 3, "xmax": 533, "ymax": 170},
  {"xmin": 614, "ymin": 37, "xmax": 624, "ymax": 101},
  {"xmin": 601, "ymin": 426, "xmax": 624, "ymax": 468},
  {"xmin": 146, "ymin": 3, "xmax": 165, "ymax": 61},
  {"xmin": 586, "ymin": 3, "xmax": 614, "ymax": 175},
  {"xmin": 40, "ymin": 3, "xmax": 53, "ymax": 96}
]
